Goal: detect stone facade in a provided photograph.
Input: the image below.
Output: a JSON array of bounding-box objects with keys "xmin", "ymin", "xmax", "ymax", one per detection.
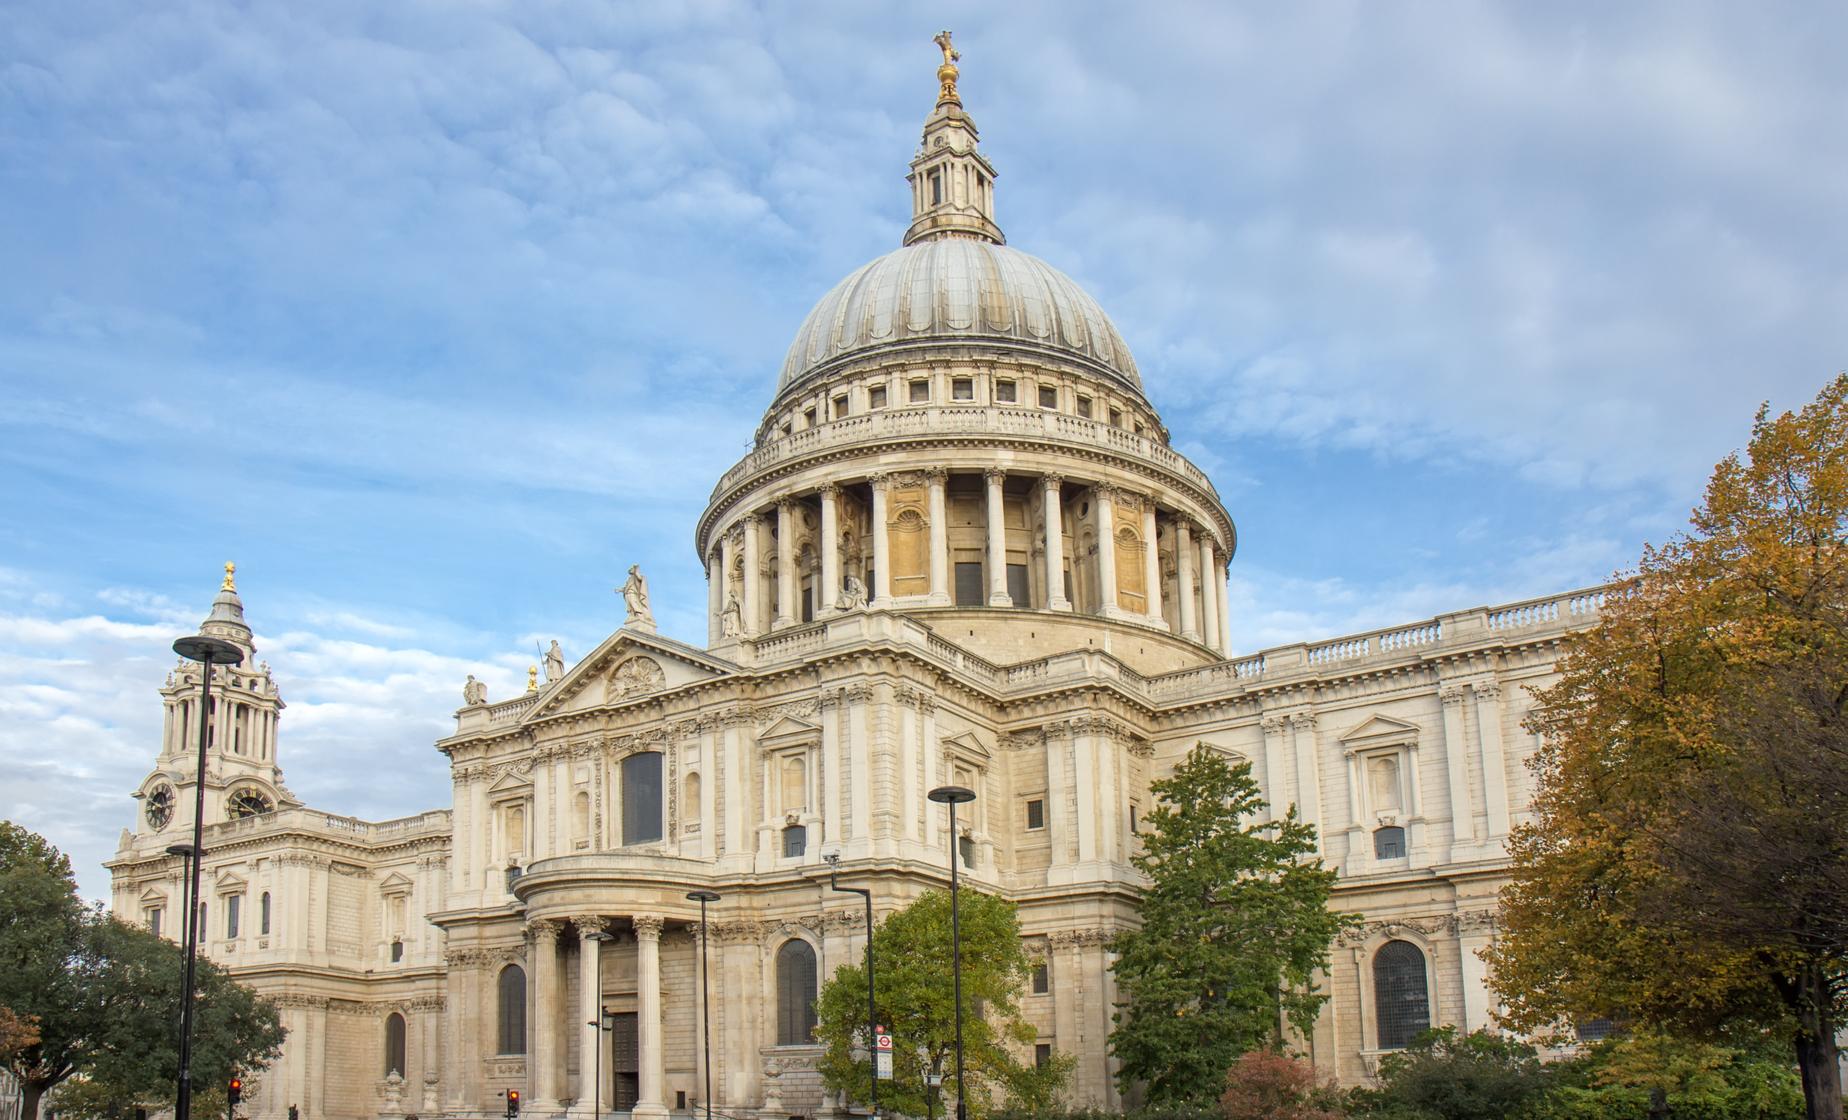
[{"xmin": 109, "ymin": 42, "xmax": 1611, "ymax": 1120}]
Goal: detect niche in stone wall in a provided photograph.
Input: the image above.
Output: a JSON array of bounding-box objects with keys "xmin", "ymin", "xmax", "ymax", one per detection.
[{"xmin": 889, "ymin": 483, "xmax": 930, "ymax": 594}]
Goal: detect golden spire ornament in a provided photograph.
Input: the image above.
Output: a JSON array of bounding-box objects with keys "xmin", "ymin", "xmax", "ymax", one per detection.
[
  {"xmin": 222, "ymin": 562, "xmax": 237, "ymax": 592},
  {"xmin": 527, "ymin": 665, "xmax": 539, "ymax": 693},
  {"xmin": 933, "ymin": 30, "xmax": 961, "ymax": 105}
]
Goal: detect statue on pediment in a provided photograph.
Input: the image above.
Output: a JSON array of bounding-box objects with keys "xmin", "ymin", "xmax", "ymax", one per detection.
[
  {"xmin": 619, "ymin": 565, "xmax": 656, "ymax": 630},
  {"xmin": 544, "ymin": 640, "xmax": 565, "ymax": 682},
  {"xmin": 463, "ymin": 675, "xmax": 488, "ymax": 706}
]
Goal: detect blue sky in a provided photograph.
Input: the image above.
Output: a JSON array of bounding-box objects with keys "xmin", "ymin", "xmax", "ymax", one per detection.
[{"xmin": 2, "ymin": 1, "xmax": 1842, "ymax": 899}]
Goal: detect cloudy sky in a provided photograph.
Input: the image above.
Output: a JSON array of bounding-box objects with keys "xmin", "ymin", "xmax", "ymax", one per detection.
[{"xmin": 2, "ymin": 1, "xmax": 1841, "ymax": 899}]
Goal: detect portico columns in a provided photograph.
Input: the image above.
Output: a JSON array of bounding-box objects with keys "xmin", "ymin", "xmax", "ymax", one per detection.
[
  {"xmin": 1043, "ymin": 474, "xmax": 1071, "ymax": 610},
  {"xmin": 984, "ymin": 468, "xmax": 1011, "ymax": 606},
  {"xmin": 575, "ymin": 918, "xmax": 605, "ymax": 1113},
  {"xmin": 870, "ymin": 475, "xmax": 892, "ymax": 608},
  {"xmin": 633, "ymin": 915, "xmax": 668, "ymax": 1120},
  {"xmin": 1094, "ymin": 486, "xmax": 1119, "ymax": 615},
  {"xmin": 1175, "ymin": 520, "xmax": 1198, "ymax": 641},
  {"xmin": 819, "ymin": 484, "xmax": 840, "ymax": 617},
  {"xmin": 1197, "ymin": 536, "xmax": 1221, "ymax": 655},
  {"xmin": 1217, "ymin": 560, "xmax": 1233, "ymax": 653},
  {"xmin": 774, "ymin": 499, "xmax": 796, "ymax": 629},
  {"xmin": 926, "ymin": 468, "xmax": 950, "ymax": 605},
  {"xmin": 1142, "ymin": 503, "xmax": 1164, "ymax": 627},
  {"xmin": 741, "ymin": 515, "xmax": 762, "ymax": 636},
  {"xmin": 531, "ymin": 921, "xmax": 563, "ymax": 1109}
]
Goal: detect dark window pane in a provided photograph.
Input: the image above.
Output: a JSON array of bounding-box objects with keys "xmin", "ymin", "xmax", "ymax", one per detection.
[
  {"xmin": 498, "ymin": 965, "xmax": 527, "ymax": 1054},
  {"xmin": 1374, "ymin": 941, "xmax": 1429, "ymax": 1049},
  {"xmin": 622, "ymin": 752, "xmax": 664, "ymax": 845},
  {"xmin": 1035, "ymin": 1043, "xmax": 1052, "ymax": 1069},
  {"xmin": 1374, "ymin": 826, "xmax": 1407, "ymax": 859},
  {"xmin": 226, "ymin": 895, "xmax": 240, "ymax": 939},
  {"xmin": 391, "ymin": 939, "xmax": 404, "ymax": 963},
  {"xmin": 1039, "ymin": 386, "xmax": 1058, "ymax": 408},
  {"xmin": 1575, "ymin": 1019, "xmax": 1616, "ymax": 1042},
  {"xmin": 776, "ymin": 940, "xmax": 818, "ymax": 1044},
  {"xmin": 783, "ymin": 824, "xmax": 807, "ymax": 858},
  {"xmin": 1032, "ymin": 963, "xmax": 1049, "ymax": 994},
  {"xmin": 995, "ymin": 381, "xmax": 1016, "ymax": 403},
  {"xmin": 1026, "ymin": 799, "xmax": 1045, "ymax": 830},
  {"xmin": 385, "ymin": 1012, "xmax": 407, "ymax": 1076},
  {"xmin": 260, "ymin": 892, "xmax": 270, "ymax": 935},
  {"xmin": 910, "ymin": 381, "xmax": 930, "ymax": 403},
  {"xmin": 958, "ymin": 835, "xmax": 976, "ymax": 868},
  {"xmin": 954, "ymin": 563, "xmax": 984, "ymax": 606},
  {"xmin": 801, "ymin": 586, "xmax": 814, "ymax": 623},
  {"xmin": 1006, "ymin": 564, "xmax": 1030, "ymax": 606}
]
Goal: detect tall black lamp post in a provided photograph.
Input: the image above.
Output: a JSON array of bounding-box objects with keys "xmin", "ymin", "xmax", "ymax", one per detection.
[
  {"xmin": 684, "ymin": 890, "xmax": 720, "ymax": 1120},
  {"xmin": 586, "ymin": 931, "xmax": 615, "ymax": 1120},
  {"xmin": 926, "ymin": 785, "xmax": 976, "ymax": 1120},
  {"xmin": 824, "ymin": 854, "xmax": 878, "ymax": 1118},
  {"xmin": 171, "ymin": 632, "xmax": 243, "ymax": 1120}
]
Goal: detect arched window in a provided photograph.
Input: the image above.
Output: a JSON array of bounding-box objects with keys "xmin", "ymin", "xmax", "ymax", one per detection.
[
  {"xmin": 1374, "ymin": 940, "xmax": 1430, "ymax": 1049},
  {"xmin": 682, "ymin": 772, "xmax": 701, "ymax": 827},
  {"xmin": 497, "ymin": 965, "xmax": 527, "ymax": 1055},
  {"xmin": 1373, "ymin": 826, "xmax": 1407, "ymax": 860},
  {"xmin": 260, "ymin": 892, "xmax": 271, "ymax": 936},
  {"xmin": 622, "ymin": 751, "xmax": 664, "ymax": 845},
  {"xmin": 775, "ymin": 939, "xmax": 818, "ymax": 1045},
  {"xmin": 384, "ymin": 1012, "xmax": 407, "ymax": 1076}
]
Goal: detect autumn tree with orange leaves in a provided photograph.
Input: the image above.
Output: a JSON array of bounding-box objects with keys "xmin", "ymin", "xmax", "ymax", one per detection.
[{"xmin": 1488, "ymin": 375, "xmax": 1848, "ymax": 1120}]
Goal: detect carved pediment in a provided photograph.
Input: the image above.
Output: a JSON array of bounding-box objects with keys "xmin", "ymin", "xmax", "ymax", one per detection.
[
  {"xmin": 1339, "ymin": 713, "xmax": 1421, "ymax": 746},
  {"xmin": 940, "ymin": 730, "xmax": 992, "ymax": 762},
  {"xmin": 378, "ymin": 871, "xmax": 415, "ymax": 896},
  {"xmin": 759, "ymin": 715, "xmax": 822, "ymax": 749},
  {"xmin": 213, "ymin": 869, "xmax": 248, "ymax": 893},
  {"xmin": 139, "ymin": 885, "xmax": 169, "ymax": 905},
  {"xmin": 486, "ymin": 769, "xmax": 534, "ymax": 796},
  {"xmin": 527, "ymin": 631, "xmax": 738, "ymax": 721}
]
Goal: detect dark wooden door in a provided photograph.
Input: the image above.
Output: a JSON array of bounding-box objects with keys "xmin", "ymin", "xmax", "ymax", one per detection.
[{"xmin": 609, "ymin": 1012, "xmax": 639, "ymax": 1111}]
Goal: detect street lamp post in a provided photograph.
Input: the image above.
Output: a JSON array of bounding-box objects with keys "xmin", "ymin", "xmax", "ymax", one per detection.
[
  {"xmin": 586, "ymin": 931, "xmax": 615, "ymax": 1120},
  {"xmin": 170, "ymin": 633, "xmax": 243, "ymax": 1120},
  {"xmin": 926, "ymin": 785, "xmax": 976, "ymax": 1120},
  {"xmin": 684, "ymin": 891, "xmax": 720, "ymax": 1120},
  {"xmin": 824, "ymin": 854, "xmax": 878, "ymax": 1118}
]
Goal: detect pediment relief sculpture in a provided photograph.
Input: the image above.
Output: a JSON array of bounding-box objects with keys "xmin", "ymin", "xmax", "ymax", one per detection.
[{"xmin": 608, "ymin": 655, "xmax": 666, "ymax": 700}]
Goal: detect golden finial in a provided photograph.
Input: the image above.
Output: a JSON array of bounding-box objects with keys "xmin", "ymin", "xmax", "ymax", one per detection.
[
  {"xmin": 527, "ymin": 665, "xmax": 539, "ymax": 693},
  {"xmin": 933, "ymin": 30, "xmax": 961, "ymax": 105},
  {"xmin": 222, "ymin": 562, "xmax": 237, "ymax": 592}
]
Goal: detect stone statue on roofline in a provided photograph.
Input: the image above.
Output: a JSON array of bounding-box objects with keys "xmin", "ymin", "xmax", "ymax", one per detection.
[
  {"xmin": 837, "ymin": 575, "xmax": 868, "ymax": 611},
  {"xmin": 619, "ymin": 564, "xmax": 655, "ymax": 631},
  {"xmin": 544, "ymin": 639, "xmax": 565, "ymax": 682},
  {"xmin": 462, "ymin": 675, "xmax": 488, "ymax": 706}
]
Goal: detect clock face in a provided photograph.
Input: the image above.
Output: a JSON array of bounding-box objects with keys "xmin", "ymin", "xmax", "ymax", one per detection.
[
  {"xmin": 226, "ymin": 788, "xmax": 273, "ymax": 819},
  {"xmin": 145, "ymin": 786, "xmax": 174, "ymax": 830}
]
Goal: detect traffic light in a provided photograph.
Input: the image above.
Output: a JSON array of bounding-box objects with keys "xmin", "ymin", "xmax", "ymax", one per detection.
[
  {"xmin": 228, "ymin": 1079, "xmax": 243, "ymax": 1107},
  {"xmin": 506, "ymin": 1090, "xmax": 520, "ymax": 1118}
]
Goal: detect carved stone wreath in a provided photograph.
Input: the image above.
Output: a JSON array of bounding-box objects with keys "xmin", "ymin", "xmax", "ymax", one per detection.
[{"xmin": 609, "ymin": 656, "xmax": 666, "ymax": 699}]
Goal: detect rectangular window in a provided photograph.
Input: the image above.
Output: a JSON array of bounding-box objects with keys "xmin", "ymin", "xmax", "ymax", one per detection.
[
  {"xmin": 801, "ymin": 585, "xmax": 815, "ymax": 624},
  {"xmin": 958, "ymin": 834, "xmax": 976, "ymax": 868},
  {"xmin": 1038, "ymin": 385, "xmax": 1058, "ymax": 409},
  {"xmin": 1032, "ymin": 962, "xmax": 1050, "ymax": 994},
  {"xmin": 909, "ymin": 380, "xmax": 930, "ymax": 403},
  {"xmin": 1109, "ymin": 408, "xmax": 1123, "ymax": 427},
  {"xmin": 804, "ymin": 407, "xmax": 817, "ymax": 427},
  {"xmin": 621, "ymin": 751, "xmax": 664, "ymax": 845},
  {"xmin": 226, "ymin": 895, "xmax": 240, "ymax": 939},
  {"xmin": 930, "ymin": 172, "xmax": 943, "ymax": 205},
  {"xmin": 391, "ymin": 939, "xmax": 404, "ymax": 963},
  {"xmin": 952, "ymin": 378, "xmax": 974, "ymax": 400},
  {"xmin": 783, "ymin": 824, "xmax": 807, "ymax": 858},
  {"xmin": 147, "ymin": 908, "xmax": 162, "ymax": 937},
  {"xmin": 868, "ymin": 385, "xmax": 887, "ymax": 409},
  {"xmin": 953, "ymin": 562, "xmax": 984, "ymax": 606},
  {"xmin": 1035, "ymin": 1043, "xmax": 1052, "ymax": 1069},
  {"xmin": 1076, "ymin": 395, "xmax": 1092, "ymax": 418},
  {"xmin": 833, "ymin": 395, "xmax": 849, "ymax": 418},
  {"xmin": 1026, "ymin": 798, "xmax": 1045, "ymax": 830},
  {"xmin": 994, "ymin": 379, "xmax": 1016, "ymax": 403},
  {"xmin": 1006, "ymin": 563, "xmax": 1030, "ymax": 607},
  {"xmin": 1130, "ymin": 803, "xmax": 1140, "ymax": 834}
]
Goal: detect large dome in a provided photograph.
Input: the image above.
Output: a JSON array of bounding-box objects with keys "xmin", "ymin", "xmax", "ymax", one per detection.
[{"xmin": 778, "ymin": 238, "xmax": 1142, "ymax": 395}]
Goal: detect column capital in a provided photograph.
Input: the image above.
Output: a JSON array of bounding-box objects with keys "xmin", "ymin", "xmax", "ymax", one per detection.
[
  {"xmin": 923, "ymin": 466, "xmax": 949, "ymax": 484},
  {"xmin": 776, "ymin": 495, "xmax": 798, "ymax": 515},
  {"xmin": 740, "ymin": 511, "xmax": 763, "ymax": 528},
  {"xmin": 869, "ymin": 472, "xmax": 890, "ymax": 493},
  {"xmin": 982, "ymin": 467, "xmax": 1007, "ymax": 485},
  {"xmin": 1093, "ymin": 482, "xmax": 1119, "ymax": 503},
  {"xmin": 1175, "ymin": 516, "xmax": 1196, "ymax": 538},
  {"xmin": 817, "ymin": 481, "xmax": 839, "ymax": 499},
  {"xmin": 571, "ymin": 915, "xmax": 607, "ymax": 939},
  {"xmin": 1042, "ymin": 473, "xmax": 1064, "ymax": 491},
  {"xmin": 528, "ymin": 918, "xmax": 565, "ymax": 943},
  {"xmin": 632, "ymin": 914, "xmax": 665, "ymax": 941}
]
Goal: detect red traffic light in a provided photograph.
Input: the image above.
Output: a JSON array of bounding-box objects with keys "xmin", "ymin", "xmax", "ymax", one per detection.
[
  {"xmin": 506, "ymin": 1090, "xmax": 521, "ymax": 1117},
  {"xmin": 228, "ymin": 1079, "xmax": 243, "ymax": 1105}
]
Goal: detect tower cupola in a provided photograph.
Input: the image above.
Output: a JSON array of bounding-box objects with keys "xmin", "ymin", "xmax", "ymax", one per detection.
[{"xmin": 903, "ymin": 32, "xmax": 1004, "ymax": 246}]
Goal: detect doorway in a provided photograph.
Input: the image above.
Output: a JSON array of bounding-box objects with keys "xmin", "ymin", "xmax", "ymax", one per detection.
[{"xmin": 609, "ymin": 1011, "xmax": 639, "ymax": 1111}]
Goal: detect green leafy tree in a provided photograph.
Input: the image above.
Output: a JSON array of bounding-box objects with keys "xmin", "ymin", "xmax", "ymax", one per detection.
[
  {"xmin": 1109, "ymin": 745, "xmax": 1355, "ymax": 1105},
  {"xmin": 815, "ymin": 889, "xmax": 1071, "ymax": 1118},
  {"xmin": 1487, "ymin": 376, "xmax": 1848, "ymax": 1120},
  {"xmin": 1347, "ymin": 1028, "xmax": 1551, "ymax": 1120},
  {"xmin": 0, "ymin": 821, "xmax": 285, "ymax": 1120}
]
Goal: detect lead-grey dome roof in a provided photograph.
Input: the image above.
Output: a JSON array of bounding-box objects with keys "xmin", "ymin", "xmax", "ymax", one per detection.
[{"xmin": 779, "ymin": 239, "xmax": 1142, "ymax": 394}]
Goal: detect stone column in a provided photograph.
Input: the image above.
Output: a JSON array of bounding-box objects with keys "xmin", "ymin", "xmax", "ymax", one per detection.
[
  {"xmin": 633, "ymin": 916, "xmax": 668, "ymax": 1120},
  {"xmin": 870, "ymin": 475, "xmax": 892, "ymax": 608},
  {"xmin": 926, "ymin": 468, "xmax": 950, "ymax": 605},
  {"xmin": 774, "ymin": 498, "xmax": 796, "ymax": 629},
  {"xmin": 1042, "ymin": 475, "xmax": 1071, "ymax": 610},
  {"xmin": 706, "ymin": 550, "xmax": 722, "ymax": 645},
  {"xmin": 530, "ymin": 921, "xmax": 563, "ymax": 1109},
  {"xmin": 1197, "ymin": 537, "xmax": 1221, "ymax": 654},
  {"xmin": 818, "ymin": 483, "xmax": 840, "ymax": 618},
  {"xmin": 983, "ymin": 468, "xmax": 1011, "ymax": 606},
  {"xmin": 1175, "ymin": 519, "xmax": 1198, "ymax": 641},
  {"xmin": 741, "ymin": 514, "xmax": 762, "ymax": 636},
  {"xmin": 1474, "ymin": 682, "xmax": 1511, "ymax": 837},
  {"xmin": 1142, "ymin": 503, "xmax": 1163, "ymax": 626},
  {"xmin": 576, "ymin": 919, "xmax": 605, "ymax": 1114},
  {"xmin": 1440, "ymin": 684, "xmax": 1474, "ymax": 854},
  {"xmin": 1260, "ymin": 715, "xmax": 1291, "ymax": 822},
  {"xmin": 1094, "ymin": 485, "xmax": 1119, "ymax": 616},
  {"xmin": 1217, "ymin": 559, "xmax": 1233, "ymax": 652},
  {"xmin": 720, "ymin": 531, "xmax": 739, "ymax": 641}
]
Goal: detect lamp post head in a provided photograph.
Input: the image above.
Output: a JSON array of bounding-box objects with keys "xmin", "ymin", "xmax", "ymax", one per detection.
[
  {"xmin": 927, "ymin": 785, "xmax": 976, "ymax": 805},
  {"xmin": 165, "ymin": 843, "xmax": 199, "ymax": 859},
  {"xmin": 172, "ymin": 635, "xmax": 245, "ymax": 666},
  {"xmin": 685, "ymin": 890, "xmax": 721, "ymax": 904},
  {"xmin": 823, "ymin": 852, "xmax": 841, "ymax": 869}
]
